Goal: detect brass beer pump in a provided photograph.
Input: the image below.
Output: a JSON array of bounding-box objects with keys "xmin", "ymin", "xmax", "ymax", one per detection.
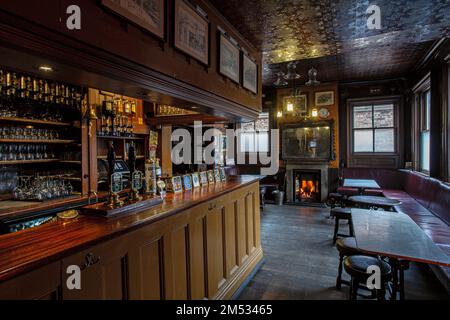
[
  {"xmin": 107, "ymin": 141, "xmax": 124, "ymax": 207},
  {"xmin": 128, "ymin": 141, "xmax": 142, "ymax": 202}
]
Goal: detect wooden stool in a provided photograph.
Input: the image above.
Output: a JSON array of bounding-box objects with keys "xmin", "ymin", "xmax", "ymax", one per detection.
[
  {"xmin": 335, "ymin": 237, "xmax": 361, "ymax": 289},
  {"xmin": 344, "ymin": 255, "xmax": 392, "ymax": 300},
  {"xmin": 328, "ymin": 192, "xmax": 344, "ymax": 209},
  {"xmin": 331, "ymin": 207, "xmax": 354, "ymax": 244}
]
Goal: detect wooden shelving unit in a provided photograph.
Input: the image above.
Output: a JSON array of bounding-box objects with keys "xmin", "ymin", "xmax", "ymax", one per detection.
[
  {"xmin": 0, "ymin": 139, "xmax": 76, "ymax": 144},
  {"xmin": 0, "ymin": 159, "xmax": 59, "ymax": 165},
  {"xmin": 59, "ymin": 160, "xmax": 82, "ymax": 164},
  {"xmin": 0, "ymin": 117, "xmax": 71, "ymax": 127},
  {"xmin": 97, "ymin": 135, "xmax": 143, "ymax": 141}
]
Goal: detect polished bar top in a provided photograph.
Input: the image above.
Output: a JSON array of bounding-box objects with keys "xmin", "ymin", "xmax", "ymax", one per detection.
[
  {"xmin": 352, "ymin": 208, "xmax": 450, "ymax": 266},
  {"xmin": 0, "ymin": 175, "xmax": 260, "ymax": 282}
]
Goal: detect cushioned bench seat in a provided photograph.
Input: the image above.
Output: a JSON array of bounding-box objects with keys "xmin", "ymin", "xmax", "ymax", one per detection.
[
  {"xmin": 342, "ymin": 169, "xmax": 450, "ymax": 293},
  {"xmin": 384, "ymin": 189, "xmax": 450, "ymax": 246}
]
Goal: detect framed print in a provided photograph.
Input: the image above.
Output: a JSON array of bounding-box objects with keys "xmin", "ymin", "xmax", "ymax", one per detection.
[
  {"xmin": 191, "ymin": 172, "xmax": 200, "ymax": 188},
  {"xmin": 242, "ymin": 54, "xmax": 258, "ymax": 94},
  {"xmin": 174, "ymin": 0, "xmax": 209, "ymax": 65},
  {"xmin": 283, "ymin": 94, "xmax": 307, "ymax": 114},
  {"xmin": 219, "ymin": 167, "xmax": 226, "ymax": 181},
  {"xmin": 207, "ymin": 170, "xmax": 215, "ymax": 184},
  {"xmin": 101, "ymin": 0, "xmax": 165, "ymax": 40},
  {"xmin": 172, "ymin": 176, "xmax": 183, "ymax": 193},
  {"xmin": 182, "ymin": 174, "xmax": 192, "ymax": 190},
  {"xmin": 199, "ymin": 171, "xmax": 208, "ymax": 186},
  {"xmin": 315, "ymin": 91, "xmax": 334, "ymax": 106},
  {"xmin": 214, "ymin": 168, "xmax": 221, "ymax": 182},
  {"xmin": 218, "ymin": 32, "xmax": 240, "ymax": 83}
]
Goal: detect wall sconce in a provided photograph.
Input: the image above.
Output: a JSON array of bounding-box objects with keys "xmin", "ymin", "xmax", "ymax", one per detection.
[
  {"xmin": 276, "ymin": 110, "xmax": 283, "ymax": 118},
  {"xmin": 311, "ymin": 108, "xmax": 318, "ymax": 118},
  {"xmin": 286, "ymin": 102, "xmax": 294, "ymax": 112}
]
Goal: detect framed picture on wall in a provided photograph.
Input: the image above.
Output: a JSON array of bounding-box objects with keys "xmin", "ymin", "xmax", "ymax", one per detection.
[
  {"xmin": 242, "ymin": 53, "xmax": 258, "ymax": 94},
  {"xmin": 218, "ymin": 32, "xmax": 240, "ymax": 83},
  {"xmin": 174, "ymin": 0, "xmax": 210, "ymax": 65},
  {"xmin": 283, "ymin": 94, "xmax": 307, "ymax": 114},
  {"xmin": 101, "ymin": 0, "xmax": 165, "ymax": 40},
  {"xmin": 315, "ymin": 91, "xmax": 334, "ymax": 106}
]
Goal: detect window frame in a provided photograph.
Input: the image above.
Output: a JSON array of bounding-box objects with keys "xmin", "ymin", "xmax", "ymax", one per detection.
[
  {"xmin": 237, "ymin": 112, "xmax": 270, "ymax": 155},
  {"xmin": 346, "ymin": 96, "xmax": 402, "ymax": 168},
  {"xmin": 351, "ymin": 104, "xmax": 396, "ymax": 153},
  {"xmin": 412, "ymin": 75, "xmax": 431, "ymax": 175}
]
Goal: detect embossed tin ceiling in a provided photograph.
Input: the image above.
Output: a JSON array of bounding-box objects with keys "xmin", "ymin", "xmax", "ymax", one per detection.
[{"xmin": 210, "ymin": 0, "xmax": 450, "ymax": 85}]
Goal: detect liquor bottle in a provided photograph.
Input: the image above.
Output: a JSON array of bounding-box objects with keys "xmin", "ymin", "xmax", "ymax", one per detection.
[{"xmin": 0, "ymin": 70, "xmax": 4, "ymax": 95}]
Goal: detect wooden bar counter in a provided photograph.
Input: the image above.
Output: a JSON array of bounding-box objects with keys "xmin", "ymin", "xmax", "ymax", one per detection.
[{"xmin": 0, "ymin": 176, "xmax": 262, "ymax": 300}]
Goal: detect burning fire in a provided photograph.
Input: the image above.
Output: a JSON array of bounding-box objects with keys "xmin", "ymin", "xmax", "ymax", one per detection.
[{"xmin": 300, "ymin": 180, "xmax": 316, "ymax": 198}]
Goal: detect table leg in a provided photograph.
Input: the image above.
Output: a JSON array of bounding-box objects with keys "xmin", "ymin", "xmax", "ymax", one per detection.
[
  {"xmin": 390, "ymin": 260, "xmax": 398, "ymax": 300},
  {"xmin": 388, "ymin": 258, "xmax": 410, "ymax": 300}
]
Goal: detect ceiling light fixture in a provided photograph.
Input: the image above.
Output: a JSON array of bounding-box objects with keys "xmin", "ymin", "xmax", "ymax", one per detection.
[
  {"xmin": 283, "ymin": 61, "xmax": 301, "ymax": 80},
  {"xmin": 273, "ymin": 72, "xmax": 288, "ymax": 87},
  {"xmin": 38, "ymin": 65, "xmax": 53, "ymax": 72},
  {"xmin": 305, "ymin": 67, "xmax": 320, "ymax": 86}
]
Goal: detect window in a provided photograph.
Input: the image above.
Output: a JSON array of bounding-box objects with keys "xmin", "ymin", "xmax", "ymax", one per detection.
[
  {"xmin": 239, "ymin": 112, "xmax": 269, "ymax": 153},
  {"xmin": 352, "ymin": 103, "xmax": 396, "ymax": 153},
  {"xmin": 419, "ymin": 90, "xmax": 431, "ymax": 172}
]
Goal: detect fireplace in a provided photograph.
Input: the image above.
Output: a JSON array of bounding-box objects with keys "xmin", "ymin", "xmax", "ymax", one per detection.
[
  {"xmin": 294, "ymin": 169, "xmax": 321, "ymax": 203},
  {"xmin": 286, "ymin": 163, "xmax": 328, "ymax": 203}
]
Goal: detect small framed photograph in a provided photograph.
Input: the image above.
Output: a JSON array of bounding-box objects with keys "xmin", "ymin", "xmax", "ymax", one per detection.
[
  {"xmin": 174, "ymin": 0, "xmax": 210, "ymax": 65},
  {"xmin": 172, "ymin": 176, "xmax": 183, "ymax": 193},
  {"xmin": 218, "ymin": 32, "xmax": 240, "ymax": 83},
  {"xmin": 183, "ymin": 174, "xmax": 192, "ymax": 190},
  {"xmin": 315, "ymin": 91, "xmax": 334, "ymax": 106},
  {"xmin": 219, "ymin": 167, "xmax": 227, "ymax": 181},
  {"xmin": 191, "ymin": 172, "xmax": 200, "ymax": 188},
  {"xmin": 283, "ymin": 94, "xmax": 307, "ymax": 114},
  {"xmin": 207, "ymin": 170, "xmax": 215, "ymax": 184},
  {"xmin": 214, "ymin": 168, "xmax": 221, "ymax": 182},
  {"xmin": 199, "ymin": 171, "xmax": 208, "ymax": 186},
  {"xmin": 242, "ymin": 53, "xmax": 258, "ymax": 94}
]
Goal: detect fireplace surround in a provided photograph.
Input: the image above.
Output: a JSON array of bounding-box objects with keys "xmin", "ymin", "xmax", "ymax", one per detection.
[{"xmin": 286, "ymin": 163, "xmax": 328, "ymax": 203}]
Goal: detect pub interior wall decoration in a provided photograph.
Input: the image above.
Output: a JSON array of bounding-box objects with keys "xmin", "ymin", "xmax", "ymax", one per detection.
[
  {"xmin": 218, "ymin": 31, "xmax": 241, "ymax": 83},
  {"xmin": 101, "ymin": 0, "xmax": 165, "ymax": 40},
  {"xmin": 283, "ymin": 94, "xmax": 307, "ymax": 115},
  {"xmin": 174, "ymin": 0, "xmax": 210, "ymax": 65},
  {"xmin": 315, "ymin": 91, "xmax": 334, "ymax": 106},
  {"xmin": 191, "ymin": 172, "xmax": 200, "ymax": 188},
  {"xmin": 199, "ymin": 171, "xmax": 208, "ymax": 186},
  {"xmin": 242, "ymin": 53, "xmax": 258, "ymax": 94}
]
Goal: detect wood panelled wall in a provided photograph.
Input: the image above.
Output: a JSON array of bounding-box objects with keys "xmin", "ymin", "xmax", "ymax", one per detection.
[
  {"xmin": 275, "ymin": 83, "xmax": 340, "ymax": 168},
  {"xmin": 0, "ymin": 0, "xmax": 262, "ymax": 116},
  {"xmin": 0, "ymin": 182, "xmax": 262, "ymax": 300}
]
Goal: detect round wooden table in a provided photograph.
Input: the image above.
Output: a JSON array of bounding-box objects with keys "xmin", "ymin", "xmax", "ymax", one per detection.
[{"xmin": 349, "ymin": 195, "xmax": 401, "ymax": 211}]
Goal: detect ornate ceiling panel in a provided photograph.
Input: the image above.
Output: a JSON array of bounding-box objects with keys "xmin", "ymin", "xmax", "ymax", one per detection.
[{"xmin": 210, "ymin": 0, "xmax": 450, "ymax": 85}]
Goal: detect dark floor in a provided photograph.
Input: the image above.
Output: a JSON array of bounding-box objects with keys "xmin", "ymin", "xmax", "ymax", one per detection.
[{"xmin": 238, "ymin": 204, "xmax": 449, "ymax": 300}]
